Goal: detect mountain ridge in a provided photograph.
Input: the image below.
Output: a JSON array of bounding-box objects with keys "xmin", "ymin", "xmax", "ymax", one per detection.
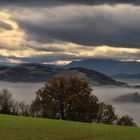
[
  {"xmin": 65, "ymin": 59, "xmax": 140, "ymax": 76},
  {"xmin": 0, "ymin": 63, "xmax": 126, "ymax": 86}
]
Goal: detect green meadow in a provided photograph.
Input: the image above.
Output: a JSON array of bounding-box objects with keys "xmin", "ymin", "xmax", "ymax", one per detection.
[{"xmin": 0, "ymin": 114, "xmax": 140, "ymax": 140}]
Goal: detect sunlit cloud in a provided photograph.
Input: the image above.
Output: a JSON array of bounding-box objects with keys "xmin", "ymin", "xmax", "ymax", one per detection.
[
  {"xmin": 0, "ymin": 40, "xmax": 140, "ymax": 64},
  {"xmin": 0, "ymin": 4, "xmax": 140, "ymax": 65},
  {"xmin": 0, "ymin": 11, "xmax": 25, "ymax": 49}
]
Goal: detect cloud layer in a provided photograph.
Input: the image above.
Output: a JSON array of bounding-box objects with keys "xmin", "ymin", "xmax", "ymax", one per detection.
[
  {"xmin": 2, "ymin": 0, "xmax": 140, "ymax": 5},
  {"xmin": 13, "ymin": 5, "xmax": 140, "ymax": 48},
  {"xmin": 0, "ymin": 2, "xmax": 140, "ymax": 65}
]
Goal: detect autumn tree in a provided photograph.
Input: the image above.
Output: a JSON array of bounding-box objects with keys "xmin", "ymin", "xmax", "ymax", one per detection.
[
  {"xmin": 31, "ymin": 76, "xmax": 137, "ymax": 126},
  {"xmin": 31, "ymin": 76, "xmax": 99, "ymax": 122},
  {"xmin": 96, "ymin": 102, "xmax": 117, "ymax": 124},
  {"xmin": 64, "ymin": 77, "xmax": 99, "ymax": 122},
  {"xmin": 117, "ymin": 115, "xmax": 137, "ymax": 127}
]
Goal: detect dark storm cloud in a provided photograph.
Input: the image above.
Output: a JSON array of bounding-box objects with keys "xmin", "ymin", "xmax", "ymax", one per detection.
[
  {"xmin": 14, "ymin": 5, "xmax": 140, "ymax": 48},
  {"xmin": 1, "ymin": 0, "xmax": 140, "ymax": 6},
  {"xmin": 56, "ymin": 0, "xmax": 140, "ymax": 5},
  {"xmin": 27, "ymin": 45, "xmax": 65, "ymax": 52},
  {"xmin": 1, "ymin": 1, "xmax": 140, "ymax": 64}
]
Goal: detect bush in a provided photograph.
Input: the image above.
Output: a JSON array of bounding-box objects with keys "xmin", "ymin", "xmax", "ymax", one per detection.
[
  {"xmin": 117, "ymin": 115, "xmax": 137, "ymax": 127},
  {"xmin": 96, "ymin": 102, "xmax": 117, "ymax": 124}
]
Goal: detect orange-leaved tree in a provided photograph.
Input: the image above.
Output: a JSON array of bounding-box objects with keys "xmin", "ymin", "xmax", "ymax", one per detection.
[{"xmin": 31, "ymin": 76, "xmax": 99, "ymax": 122}]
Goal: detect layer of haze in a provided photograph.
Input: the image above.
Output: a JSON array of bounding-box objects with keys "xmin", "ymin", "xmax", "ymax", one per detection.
[{"xmin": 0, "ymin": 81, "xmax": 140, "ymax": 125}]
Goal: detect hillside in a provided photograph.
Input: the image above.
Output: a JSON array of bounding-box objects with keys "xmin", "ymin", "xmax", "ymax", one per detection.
[
  {"xmin": 0, "ymin": 114, "xmax": 140, "ymax": 140},
  {"xmin": 65, "ymin": 59, "xmax": 140, "ymax": 76},
  {"xmin": 0, "ymin": 63, "xmax": 126, "ymax": 86}
]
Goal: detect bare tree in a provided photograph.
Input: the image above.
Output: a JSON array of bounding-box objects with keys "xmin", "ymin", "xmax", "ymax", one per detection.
[
  {"xmin": 19, "ymin": 101, "xmax": 30, "ymax": 116},
  {"xmin": 0, "ymin": 89, "xmax": 14, "ymax": 114}
]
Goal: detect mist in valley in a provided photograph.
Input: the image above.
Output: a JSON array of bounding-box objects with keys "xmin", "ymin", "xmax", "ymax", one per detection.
[
  {"xmin": 93, "ymin": 86, "xmax": 140, "ymax": 125},
  {"xmin": 0, "ymin": 81, "xmax": 140, "ymax": 125}
]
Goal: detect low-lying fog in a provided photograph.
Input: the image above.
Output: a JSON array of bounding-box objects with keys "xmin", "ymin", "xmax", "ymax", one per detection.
[
  {"xmin": 0, "ymin": 81, "xmax": 43, "ymax": 104},
  {"xmin": 93, "ymin": 86, "xmax": 140, "ymax": 126},
  {"xmin": 0, "ymin": 80, "xmax": 140, "ymax": 125}
]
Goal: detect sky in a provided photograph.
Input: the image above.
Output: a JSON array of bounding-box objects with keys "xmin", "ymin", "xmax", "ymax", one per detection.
[{"xmin": 0, "ymin": 0, "xmax": 140, "ymax": 65}]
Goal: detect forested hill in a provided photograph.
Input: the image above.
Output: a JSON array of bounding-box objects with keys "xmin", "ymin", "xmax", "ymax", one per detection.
[{"xmin": 0, "ymin": 63, "xmax": 126, "ymax": 86}]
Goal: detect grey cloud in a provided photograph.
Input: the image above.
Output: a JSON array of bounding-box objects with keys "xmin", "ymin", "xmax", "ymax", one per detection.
[
  {"xmin": 0, "ymin": 53, "xmax": 78, "ymax": 64},
  {"xmin": 6, "ymin": 50, "xmax": 140, "ymax": 64},
  {"xmin": 32, "ymin": 47, "xmax": 64, "ymax": 52},
  {"xmin": 1, "ymin": 2, "xmax": 140, "ymax": 65},
  {"xmin": 56, "ymin": 0, "xmax": 140, "ymax": 5},
  {"xmin": 15, "ymin": 5, "xmax": 140, "ymax": 48},
  {"xmin": 12, "ymin": 53, "xmax": 79, "ymax": 63},
  {"xmin": 1, "ymin": 0, "xmax": 140, "ymax": 6},
  {"xmin": 26, "ymin": 44, "xmax": 65, "ymax": 52},
  {"xmin": 0, "ymin": 21, "xmax": 12, "ymax": 30},
  {"xmin": 0, "ymin": 55, "xmax": 18, "ymax": 65}
]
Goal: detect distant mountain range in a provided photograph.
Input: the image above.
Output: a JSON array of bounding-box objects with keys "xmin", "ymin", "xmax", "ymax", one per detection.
[
  {"xmin": 65, "ymin": 59, "xmax": 140, "ymax": 76},
  {"xmin": 0, "ymin": 63, "xmax": 126, "ymax": 86}
]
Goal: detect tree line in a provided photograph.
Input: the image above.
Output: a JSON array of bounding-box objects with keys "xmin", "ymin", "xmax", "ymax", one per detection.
[{"xmin": 0, "ymin": 76, "xmax": 137, "ymax": 127}]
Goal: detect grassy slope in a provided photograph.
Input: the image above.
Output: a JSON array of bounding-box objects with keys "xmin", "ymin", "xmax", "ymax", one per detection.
[{"xmin": 0, "ymin": 115, "xmax": 140, "ymax": 140}]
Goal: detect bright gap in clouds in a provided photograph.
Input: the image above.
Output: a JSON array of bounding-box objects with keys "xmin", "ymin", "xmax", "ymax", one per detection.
[
  {"xmin": 0, "ymin": 11, "xmax": 25, "ymax": 49},
  {"xmin": 0, "ymin": 4, "xmax": 140, "ymax": 65}
]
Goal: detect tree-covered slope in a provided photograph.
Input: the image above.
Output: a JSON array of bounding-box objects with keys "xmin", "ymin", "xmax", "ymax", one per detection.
[{"xmin": 0, "ymin": 63, "xmax": 126, "ymax": 86}]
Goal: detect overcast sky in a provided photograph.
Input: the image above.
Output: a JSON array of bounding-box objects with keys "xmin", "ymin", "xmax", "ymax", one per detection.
[{"xmin": 0, "ymin": 0, "xmax": 140, "ymax": 65}]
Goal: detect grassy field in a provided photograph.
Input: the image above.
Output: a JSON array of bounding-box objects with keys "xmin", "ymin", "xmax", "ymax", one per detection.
[{"xmin": 0, "ymin": 114, "xmax": 140, "ymax": 140}]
